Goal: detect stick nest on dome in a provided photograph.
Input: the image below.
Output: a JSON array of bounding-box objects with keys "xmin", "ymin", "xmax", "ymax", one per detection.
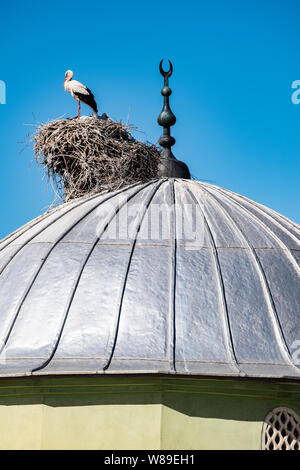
[{"xmin": 32, "ymin": 117, "xmax": 161, "ymax": 201}]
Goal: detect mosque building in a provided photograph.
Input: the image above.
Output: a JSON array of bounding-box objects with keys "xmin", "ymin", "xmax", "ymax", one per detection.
[{"xmin": 0, "ymin": 62, "xmax": 299, "ymax": 450}]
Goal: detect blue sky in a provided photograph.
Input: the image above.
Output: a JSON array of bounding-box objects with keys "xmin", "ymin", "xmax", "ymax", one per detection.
[{"xmin": 0, "ymin": 0, "xmax": 299, "ymax": 238}]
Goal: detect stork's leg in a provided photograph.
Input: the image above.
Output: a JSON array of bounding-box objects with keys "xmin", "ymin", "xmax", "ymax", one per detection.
[{"xmin": 78, "ymin": 101, "xmax": 81, "ymax": 119}]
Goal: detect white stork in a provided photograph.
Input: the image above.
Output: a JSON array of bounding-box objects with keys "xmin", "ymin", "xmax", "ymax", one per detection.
[{"xmin": 63, "ymin": 70, "xmax": 98, "ymax": 119}]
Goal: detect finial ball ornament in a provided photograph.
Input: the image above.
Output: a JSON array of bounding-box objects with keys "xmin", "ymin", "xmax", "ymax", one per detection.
[{"xmin": 161, "ymin": 86, "xmax": 172, "ymax": 97}]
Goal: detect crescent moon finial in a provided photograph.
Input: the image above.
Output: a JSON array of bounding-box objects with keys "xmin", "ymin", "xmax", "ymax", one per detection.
[
  {"xmin": 156, "ymin": 59, "xmax": 191, "ymax": 178},
  {"xmin": 159, "ymin": 59, "xmax": 173, "ymax": 78}
]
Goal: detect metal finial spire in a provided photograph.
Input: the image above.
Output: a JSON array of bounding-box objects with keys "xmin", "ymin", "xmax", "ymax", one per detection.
[{"xmin": 157, "ymin": 59, "xmax": 190, "ymax": 179}]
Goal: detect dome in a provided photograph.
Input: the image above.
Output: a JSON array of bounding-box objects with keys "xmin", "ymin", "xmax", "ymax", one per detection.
[{"xmin": 0, "ymin": 178, "xmax": 299, "ymax": 379}]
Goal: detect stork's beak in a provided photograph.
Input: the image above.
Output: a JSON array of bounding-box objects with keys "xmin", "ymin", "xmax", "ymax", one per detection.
[{"xmin": 63, "ymin": 78, "xmax": 66, "ymax": 88}]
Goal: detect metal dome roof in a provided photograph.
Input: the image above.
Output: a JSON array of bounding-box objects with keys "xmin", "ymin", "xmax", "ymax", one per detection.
[{"xmin": 0, "ymin": 178, "xmax": 299, "ymax": 379}]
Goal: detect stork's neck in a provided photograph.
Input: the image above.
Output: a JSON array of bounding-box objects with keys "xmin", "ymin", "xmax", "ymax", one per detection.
[{"xmin": 64, "ymin": 78, "xmax": 72, "ymax": 92}]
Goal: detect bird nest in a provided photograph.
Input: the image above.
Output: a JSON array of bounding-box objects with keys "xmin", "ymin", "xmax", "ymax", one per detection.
[{"xmin": 32, "ymin": 117, "xmax": 161, "ymax": 201}]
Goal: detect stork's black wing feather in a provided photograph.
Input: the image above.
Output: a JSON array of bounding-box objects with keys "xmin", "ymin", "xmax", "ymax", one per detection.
[{"xmin": 73, "ymin": 88, "xmax": 98, "ymax": 113}]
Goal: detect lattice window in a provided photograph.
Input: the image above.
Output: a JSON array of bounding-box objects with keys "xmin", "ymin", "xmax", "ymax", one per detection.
[{"xmin": 262, "ymin": 407, "xmax": 300, "ymax": 450}]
